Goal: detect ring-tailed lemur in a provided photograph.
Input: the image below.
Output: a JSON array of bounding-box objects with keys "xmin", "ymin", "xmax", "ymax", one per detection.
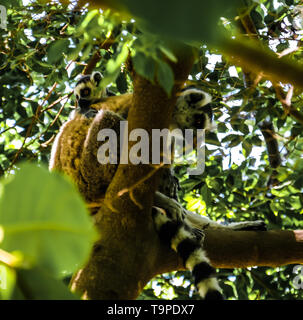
[
  {"xmin": 73, "ymin": 71, "xmax": 115, "ymax": 118},
  {"xmin": 73, "ymin": 73, "xmax": 213, "ymax": 131},
  {"xmin": 172, "ymin": 86, "xmax": 214, "ymax": 131},
  {"xmin": 71, "ymin": 72, "xmax": 266, "ymax": 300}
]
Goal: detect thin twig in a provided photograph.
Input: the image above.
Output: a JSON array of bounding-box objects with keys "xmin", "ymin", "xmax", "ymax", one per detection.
[{"xmin": 7, "ymin": 62, "xmax": 74, "ymax": 171}]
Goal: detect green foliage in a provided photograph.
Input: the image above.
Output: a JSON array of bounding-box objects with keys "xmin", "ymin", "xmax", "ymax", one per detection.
[
  {"xmin": 0, "ymin": 0, "xmax": 303, "ymax": 300},
  {"xmin": 12, "ymin": 267, "xmax": 78, "ymax": 299},
  {"xmin": 131, "ymin": 35, "xmax": 178, "ymax": 94},
  {"xmin": 0, "ymin": 264, "xmax": 15, "ymax": 300},
  {"xmin": 0, "ymin": 164, "xmax": 97, "ymax": 299},
  {"xmin": 98, "ymin": 0, "xmax": 243, "ymax": 44}
]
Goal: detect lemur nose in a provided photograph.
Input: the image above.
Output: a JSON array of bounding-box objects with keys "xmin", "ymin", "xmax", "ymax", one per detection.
[{"xmin": 188, "ymin": 92, "xmax": 204, "ymax": 104}]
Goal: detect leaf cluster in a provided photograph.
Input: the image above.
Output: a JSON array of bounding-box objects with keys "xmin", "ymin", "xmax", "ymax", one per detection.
[{"xmin": 0, "ymin": 0, "xmax": 303, "ymax": 300}]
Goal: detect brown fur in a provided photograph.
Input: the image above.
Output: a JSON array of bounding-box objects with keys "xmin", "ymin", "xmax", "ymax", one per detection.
[
  {"xmin": 49, "ymin": 93, "xmax": 132, "ymax": 204},
  {"xmin": 93, "ymin": 93, "xmax": 132, "ymax": 118}
]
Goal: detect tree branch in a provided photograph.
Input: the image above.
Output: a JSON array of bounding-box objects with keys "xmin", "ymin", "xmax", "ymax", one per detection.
[
  {"xmin": 258, "ymin": 121, "xmax": 281, "ymax": 169},
  {"xmin": 154, "ymin": 229, "xmax": 303, "ymax": 278},
  {"xmin": 71, "ymin": 44, "xmax": 196, "ymax": 300},
  {"xmin": 274, "ymin": 83, "xmax": 303, "ymax": 126},
  {"xmin": 203, "ymin": 229, "xmax": 303, "ymax": 269},
  {"xmin": 221, "ymin": 38, "xmax": 303, "ymax": 89},
  {"xmin": 83, "ymin": 35, "xmax": 115, "ymax": 75}
]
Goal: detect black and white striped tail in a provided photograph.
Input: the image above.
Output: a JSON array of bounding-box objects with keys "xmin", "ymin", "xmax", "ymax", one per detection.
[{"xmin": 152, "ymin": 207, "xmax": 223, "ymax": 300}]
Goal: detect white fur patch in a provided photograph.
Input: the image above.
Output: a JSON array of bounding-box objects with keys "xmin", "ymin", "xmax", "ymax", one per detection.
[
  {"xmin": 178, "ymin": 88, "xmax": 212, "ymax": 107},
  {"xmin": 152, "ymin": 208, "xmax": 170, "ymax": 230},
  {"xmin": 74, "ymin": 80, "xmax": 106, "ymax": 102},
  {"xmin": 197, "ymin": 277, "xmax": 221, "ymax": 298},
  {"xmin": 171, "ymin": 225, "xmax": 193, "ymax": 251},
  {"xmin": 185, "ymin": 248, "xmax": 209, "ymax": 271}
]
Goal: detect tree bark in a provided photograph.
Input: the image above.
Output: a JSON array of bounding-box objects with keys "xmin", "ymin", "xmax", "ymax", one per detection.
[
  {"xmin": 71, "ymin": 44, "xmax": 196, "ymax": 300},
  {"xmin": 203, "ymin": 229, "xmax": 303, "ymax": 269}
]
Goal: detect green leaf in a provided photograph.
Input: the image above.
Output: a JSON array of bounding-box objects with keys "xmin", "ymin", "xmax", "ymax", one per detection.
[
  {"xmin": 0, "ymin": 164, "xmax": 98, "ymax": 277},
  {"xmin": 105, "ymin": 0, "xmax": 242, "ymax": 44},
  {"xmin": 14, "ymin": 267, "xmax": 78, "ymax": 300},
  {"xmin": 181, "ymin": 178, "xmax": 202, "ymax": 191},
  {"xmin": 271, "ymin": 188, "xmax": 290, "ymax": 197},
  {"xmin": 132, "ymin": 52, "xmax": 156, "ymax": 82},
  {"xmin": 1, "ymin": 0, "xmax": 21, "ymax": 8},
  {"xmin": 242, "ymin": 139, "xmax": 252, "ymax": 157},
  {"xmin": 201, "ymin": 184, "xmax": 212, "ymax": 208},
  {"xmin": 217, "ymin": 122, "xmax": 228, "ymax": 133},
  {"xmin": 29, "ymin": 59, "xmax": 53, "ymax": 74},
  {"xmin": 0, "ymin": 264, "xmax": 16, "ymax": 300},
  {"xmin": 107, "ymin": 42, "xmax": 129, "ymax": 74},
  {"xmin": 222, "ymin": 134, "xmax": 243, "ymax": 147},
  {"xmin": 78, "ymin": 10, "xmax": 99, "ymax": 31},
  {"xmin": 205, "ymin": 132, "xmax": 221, "ymax": 146},
  {"xmin": 294, "ymin": 175, "xmax": 303, "ymax": 189},
  {"xmin": 289, "ymin": 196, "xmax": 301, "ymax": 210},
  {"xmin": 159, "ymin": 45, "xmax": 178, "ymax": 63},
  {"xmin": 101, "ymin": 42, "xmax": 129, "ymax": 88},
  {"xmin": 156, "ymin": 60, "xmax": 174, "ymax": 95},
  {"xmin": 250, "ymin": 10, "xmax": 264, "ymax": 29},
  {"xmin": 47, "ymin": 39, "xmax": 70, "ymax": 64},
  {"xmin": 251, "ymin": 135, "xmax": 263, "ymax": 147}
]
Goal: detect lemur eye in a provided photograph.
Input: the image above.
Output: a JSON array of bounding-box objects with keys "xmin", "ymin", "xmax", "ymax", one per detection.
[
  {"xmin": 188, "ymin": 92, "xmax": 204, "ymax": 104},
  {"xmin": 80, "ymin": 88, "xmax": 91, "ymax": 98}
]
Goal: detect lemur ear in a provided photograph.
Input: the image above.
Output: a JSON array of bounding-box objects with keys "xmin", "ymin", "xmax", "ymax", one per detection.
[{"xmin": 91, "ymin": 71, "xmax": 102, "ymax": 85}]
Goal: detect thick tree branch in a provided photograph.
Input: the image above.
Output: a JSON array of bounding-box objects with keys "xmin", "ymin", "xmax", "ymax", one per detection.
[
  {"xmin": 71, "ymin": 44, "xmax": 196, "ymax": 299},
  {"xmin": 221, "ymin": 38, "xmax": 303, "ymax": 89},
  {"xmin": 154, "ymin": 229, "xmax": 303, "ymax": 276},
  {"xmin": 203, "ymin": 229, "xmax": 303, "ymax": 269},
  {"xmin": 72, "ymin": 221, "xmax": 303, "ymax": 299}
]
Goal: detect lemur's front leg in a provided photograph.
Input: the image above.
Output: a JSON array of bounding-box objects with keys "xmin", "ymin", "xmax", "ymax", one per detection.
[
  {"xmin": 154, "ymin": 185, "xmax": 266, "ymax": 232},
  {"xmin": 184, "ymin": 210, "xmax": 266, "ymax": 232},
  {"xmin": 154, "ymin": 191, "xmax": 186, "ymax": 223}
]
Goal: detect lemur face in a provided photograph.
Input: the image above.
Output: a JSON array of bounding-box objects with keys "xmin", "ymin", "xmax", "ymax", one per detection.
[
  {"xmin": 74, "ymin": 71, "xmax": 106, "ymax": 109},
  {"xmin": 173, "ymin": 87, "xmax": 214, "ymax": 131}
]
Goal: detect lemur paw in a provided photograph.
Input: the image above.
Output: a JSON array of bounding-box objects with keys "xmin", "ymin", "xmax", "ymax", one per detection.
[
  {"xmin": 154, "ymin": 191, "xmax": 186, "ymax": 223},
  {"xmin": 191, "ymin": 227, "xmax": 205, "ymax": 243},
  {"xmin": 151, "ymin": 207, "xmax": 204, "ymax": 248},
  {"xmin": 160, "ymin": 197, "xmax": 186, "ymax": 222}
]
